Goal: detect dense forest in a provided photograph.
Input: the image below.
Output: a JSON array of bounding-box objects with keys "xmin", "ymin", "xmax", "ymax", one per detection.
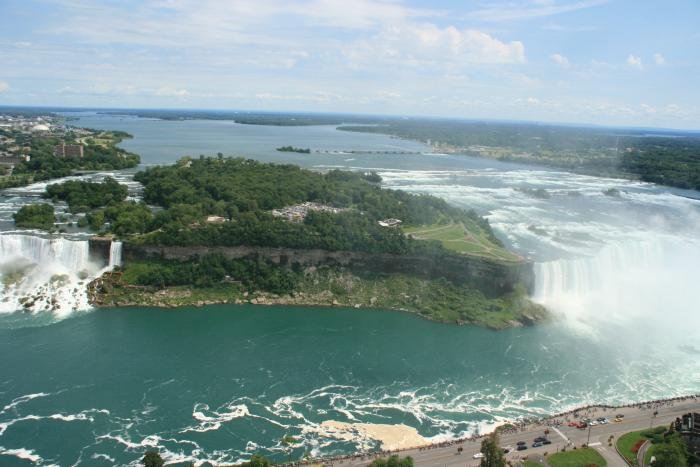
[
  {"xmin": 276, "ymin": 146, "xmax": 311, "ymax": 153},
  {"xmin": 13, "ymin": 203, "xmax": 55, "ymax": 230},
  {"xmin": 44, "ymin": 177, "xmax": 128, "ymax": 212},
  {"xmin": 621, "ymin": 137, "xmax": 700, "ymax": 190},
  {"xmin": 116, "ymin": 157, "xmax": 499, "ymax": 256}
]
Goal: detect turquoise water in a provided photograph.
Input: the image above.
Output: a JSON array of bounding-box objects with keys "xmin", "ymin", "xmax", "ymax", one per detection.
[
  {"xmin": 1, "ymin": 114, "xmax": 699, "ymax": 465},
  {"xmin": 0, "ymin": 306, "xmax": 696, "ymax": 466}
]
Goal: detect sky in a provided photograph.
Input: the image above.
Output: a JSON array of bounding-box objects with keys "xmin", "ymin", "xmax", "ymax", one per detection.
[{"xmin": 0, "ymin": 0, "xmax": 699, "ymax": 129}]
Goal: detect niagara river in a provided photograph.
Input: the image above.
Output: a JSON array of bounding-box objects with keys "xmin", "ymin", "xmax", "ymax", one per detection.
[{"xmin": 0, "ymin": 113, "xmax": 698, "ymax": 465}]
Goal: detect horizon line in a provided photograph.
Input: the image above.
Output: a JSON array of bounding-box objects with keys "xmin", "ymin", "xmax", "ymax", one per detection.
[{"xmin": 1, "ymin": 103, "xmax": 699, "ymax": 134}]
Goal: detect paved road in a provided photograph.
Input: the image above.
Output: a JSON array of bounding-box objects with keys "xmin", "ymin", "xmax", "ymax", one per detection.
[{"xmin": 324, "ymin": 398, "xmax": 699, "ymax": 467}]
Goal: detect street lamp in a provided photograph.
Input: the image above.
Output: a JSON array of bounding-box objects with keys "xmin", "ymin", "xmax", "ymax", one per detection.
[{"xmin": 586, "ymin": 424, "xmax": 592, "ymax": 446}]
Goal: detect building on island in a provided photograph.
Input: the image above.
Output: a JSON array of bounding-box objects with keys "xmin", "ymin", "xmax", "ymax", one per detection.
[
  {"xmin": 378, "ymin": 218, "xmax": 402, "ymax": 228},
  {"xmin": 272, "ymin": 202, "xmax": 348, "ymax": 222},
  {"xmin": 54, "ymin": 143, "xmax": 84, "ymax": 158},
  {"xmin": 0, "ymin": 153, "xmax": 30, "ymax": 168}
]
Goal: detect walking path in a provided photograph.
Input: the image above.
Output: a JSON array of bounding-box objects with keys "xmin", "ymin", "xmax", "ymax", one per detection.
[{"xmin": 637, "ymin": 439, "xmax": 652, "ymax": 467}]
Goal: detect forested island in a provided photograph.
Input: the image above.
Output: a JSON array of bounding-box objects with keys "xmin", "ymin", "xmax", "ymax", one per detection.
[
  {"xmin": 276, "ymin": 145, "xmax": 311, "ymax": 153},
  {"xmin": 59, "ymin": 156, "xmax": 548, "ymax": 328}
]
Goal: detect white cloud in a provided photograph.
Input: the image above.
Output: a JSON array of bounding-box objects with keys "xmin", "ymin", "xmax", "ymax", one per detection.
[
  {"xmin": 0, "ymin": 81, "xmax": 9, "ymax": 92},
  {"xmin": 550, "ymin": 53, "xmax": 570, "ymax": 68},
  {"xmin": 626, "ymin": 54, "xmax": 643, "ymax": 69},
  {"xmin": 542, "ymin": 23, "xmax": 596, "ymax": 32},
  {"xmin": 346, "ymin": 24, "xmax": 525, "ymax": 67},
  {"xmin": 467, "ymin": 0, "xmax": 608, "ymax": 22},
  {"xmin": 154, "ymin": 87, "xmax": 189, "ymax": 98},
  {"xmin": 653, "ymin": 53, "xmax": 666, "ymax": 66}
]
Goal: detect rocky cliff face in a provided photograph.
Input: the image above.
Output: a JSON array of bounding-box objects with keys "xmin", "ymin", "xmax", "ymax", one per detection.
[
  {"xmin": 116, "ymin": 243, "xmax": 533, "ymax": 297},
  {"xmin": 88, "ymin": 237, "xmax": 113, "ymax": 268}
]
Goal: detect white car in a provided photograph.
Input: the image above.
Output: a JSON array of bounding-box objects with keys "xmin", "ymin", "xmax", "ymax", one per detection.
[{"xmin": 473, "ymin": 452, "xmax": 485, "ymax": 459}]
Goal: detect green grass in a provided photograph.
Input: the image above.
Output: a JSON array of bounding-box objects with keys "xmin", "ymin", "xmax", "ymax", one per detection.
[
  {"xmin": 644, "ymin": 444, "xmax": 659, "ymax": 465},
  {"xmin": 404, "ymin": 222, "xmax": 522, "ymax": 262},
  {"xmin": 523, "ymin": 460, "xmax": 545, "ymax": 467},
  {"xmin": 617, "ymin": 429, "xmax": 646, "ymax": 466},
  {"xmin": 616, "ymin": 426, "xmax": 665, "ymax": 466},
  {"xmin": 547, "ymin": 447, "xmax": 607, "ymax": 467}
]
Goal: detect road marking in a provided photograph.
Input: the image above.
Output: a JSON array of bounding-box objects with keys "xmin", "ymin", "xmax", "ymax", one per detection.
[
  {"xmin": 588, "ymin": 442, "xmax": 602, "ymax": 446},
  {"xmin": 551, "ymin": 426, "xmax": 569, "ymax": 443}
]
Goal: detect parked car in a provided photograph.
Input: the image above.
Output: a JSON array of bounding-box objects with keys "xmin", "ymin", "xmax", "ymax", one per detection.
[
  {"xmin": 517, "ymin": 441, "xmax": 527, "ymax": 446},
  {"xmin": 542, "ymin": 439, "xmax": 552, "ymax": 445},
  {"xmin": 532, "ymin": 442, "xmax": 543, "ymax": 447},
  {"xmin": 472, "ymin": 452, "xmax": 484, "ymax": 459},
  {"xmin": 534, "ymin": 436, "xmax": 547, "ymax": 443},
  {"xmin": 517, "ymin": 444, "xmax": 528, "ymax": 451}
]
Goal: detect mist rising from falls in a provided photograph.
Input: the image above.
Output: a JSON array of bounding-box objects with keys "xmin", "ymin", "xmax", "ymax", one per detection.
[
  {"xmin": 0, "ymin": 234, "xmax": 119, "ymax": 316},
  {"xmin": 533, "ymin": 236, "xmax": 700, "ymax": 334}
]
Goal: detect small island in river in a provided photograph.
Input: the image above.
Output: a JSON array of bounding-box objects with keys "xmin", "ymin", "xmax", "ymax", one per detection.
[
  {"xmin": 31, "ymin": 155, "xmax": 545, "ymax": 329},
  {"xmin": 276, "ymin": 145, "xmax": 311, "ymax": 153}
]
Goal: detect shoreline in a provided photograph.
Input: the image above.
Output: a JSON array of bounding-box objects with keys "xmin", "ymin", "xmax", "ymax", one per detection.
[
  {"xmin": 281, "ymin": 393, "xmax": 700, "ymax": 466},
  {"xmin": 87, "ymin": 272, "xmax": 549, "ymax": 330}
]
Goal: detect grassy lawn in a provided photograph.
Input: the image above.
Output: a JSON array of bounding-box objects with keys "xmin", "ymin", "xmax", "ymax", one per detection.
[
  {"xmin": 616, "ymin": 426, "xmax": 665, "ymax": 466},
  {"xmin": 404, "ymin": 222, "xmax": 522, "ymax": 262},
  {"xmin": 547, "ymin": 448, "xmax": 607, "ymax": 467},
  {"xmin": 644, "ymin": 444, "xmax": 659, "ymax": 465},
  {"xmin": 523, "ymin": 460, "xmax": 545, "ymax": 467}
]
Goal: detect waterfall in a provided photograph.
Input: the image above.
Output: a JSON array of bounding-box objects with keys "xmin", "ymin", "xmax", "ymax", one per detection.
[
  {"xmin": 0, "ymin": 234, "xmax": 101, "ymax": 315},
  {"xmin": 108, "ymin": 241, "xmax": 122, "ymax": 268},
  {"xmin": 533, "ymin": 237, "xmax": 700, "ymax": 327},
  {"xmin": 534, "ymin": 240, "xmax": 663, "ymax": 304}
]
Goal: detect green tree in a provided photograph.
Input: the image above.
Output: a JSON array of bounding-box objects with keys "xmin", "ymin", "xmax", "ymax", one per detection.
[
  {"xmin": 239, "ymin": 454, "xmax": 272, "ymax": 466},
  {"xmin": 369, "ymin": 454, "xmax": 413, "ymax": 467},
  {"xmin": 652, "ymin": 433, "xmax": 688, "ymax": 467},
  {"xmin": 13, "ymin": 203, "xmax": 55, "ymax": 230},
  {"xmin": 142, "ymin": 450, "xmax": 164, "ymax": 467},
  {"xmin": 480, "ymin": 432, "xmax": 506, "ymax": 467}
]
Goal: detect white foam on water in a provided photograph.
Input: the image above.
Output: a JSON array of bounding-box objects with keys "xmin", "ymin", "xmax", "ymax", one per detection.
[
  {"xmin": 0, "ymin": 233, "xmax": 124, "ymax": 317},
  {"xmin": 0, "ymin": 446, "xmax": 44, "ymax": 463},
  {"xmin": 184, "ymin": 403, "xmax": 250, "ymax": 432},
  {"xmin": 91, "ymin": 453, "xmax": 116, "ymax": 462},
  {"xmin": 1, "ymin": 392, "xmax": 51, "ymax": 414}
]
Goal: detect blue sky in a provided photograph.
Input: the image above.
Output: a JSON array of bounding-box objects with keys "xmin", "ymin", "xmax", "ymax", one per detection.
[{"xmin": 1, "ymin": 0, "xmax": 699, "ymax": 128}]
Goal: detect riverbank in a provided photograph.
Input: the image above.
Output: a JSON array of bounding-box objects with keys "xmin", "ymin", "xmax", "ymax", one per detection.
[{"xmin": 87, "ymin": 267, "xmax": 548, "ymax": 329}]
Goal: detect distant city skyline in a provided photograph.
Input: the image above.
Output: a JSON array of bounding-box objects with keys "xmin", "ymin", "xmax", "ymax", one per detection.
[{"xmin": 1, "ymin": 0, "xmax": 699, "ymax": 129}]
